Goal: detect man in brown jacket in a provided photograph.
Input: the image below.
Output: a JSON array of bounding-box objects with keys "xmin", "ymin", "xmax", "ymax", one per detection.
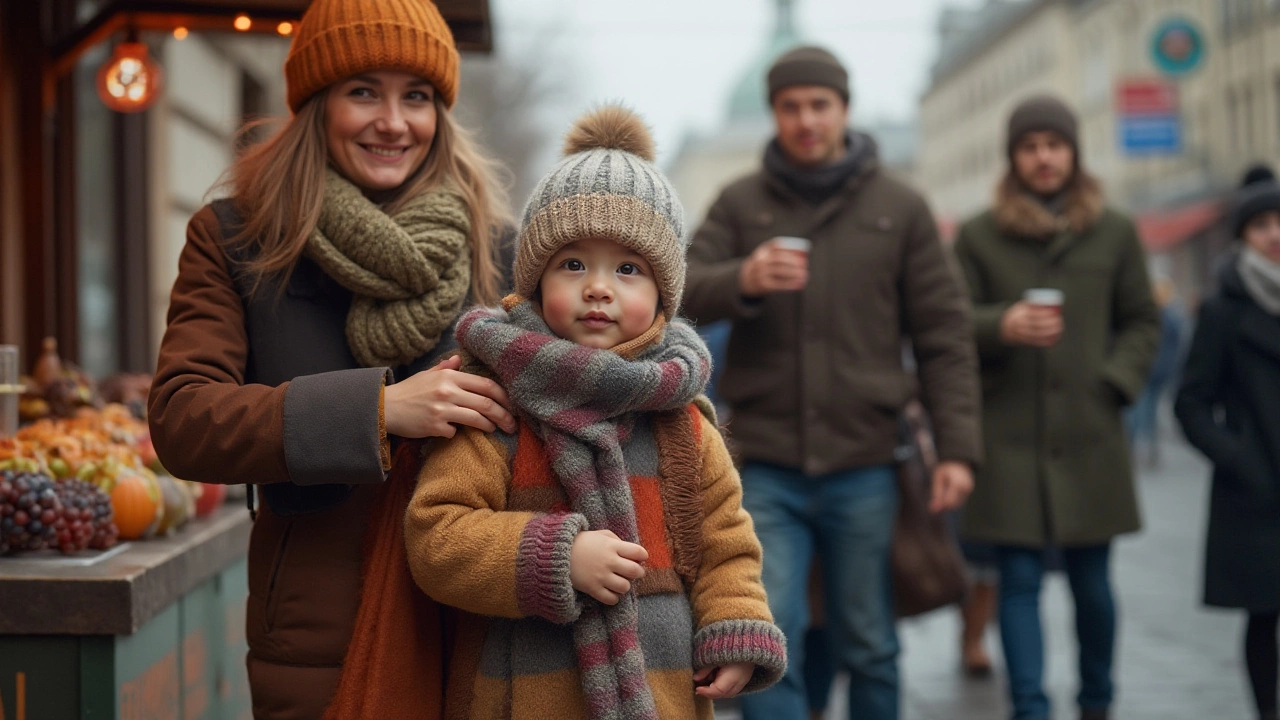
[{"xmin": 682, "ymin": 46, "xmax": 982, "ymax": 720}]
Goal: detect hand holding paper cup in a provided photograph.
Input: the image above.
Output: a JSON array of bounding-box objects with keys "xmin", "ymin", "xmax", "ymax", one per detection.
[
  {"xmin": 1023, "ymin": 288, "xmax": 1064, "ymax": 313},
  {"xmin": 772, "ymin": 236, "xmax": 812, "ymax": 253},
  {"xmin": 740, "ymin": 236, "xmax": 811, "ymax": 297},
  {"xmin": 1000, "ymin": 288, "xmax": 1065, "ymax": 347}
]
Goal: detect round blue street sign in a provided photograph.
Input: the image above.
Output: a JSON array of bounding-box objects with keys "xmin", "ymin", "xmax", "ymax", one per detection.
[{"xmin": 1151, "ymin": 17, "xmax": 1204, "ymax": 76}]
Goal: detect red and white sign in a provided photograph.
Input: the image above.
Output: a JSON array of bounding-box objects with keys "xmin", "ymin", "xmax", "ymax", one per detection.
[{"xmin": 1116, "ymin": 78, "xmax": 1179, "ymax": 115}]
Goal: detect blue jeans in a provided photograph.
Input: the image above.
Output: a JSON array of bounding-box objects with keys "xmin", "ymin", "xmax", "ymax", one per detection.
[
  {"xmin": 997, "ymin": 544, "xmax": 1116, "ymax": 720},
  {"xmin": 739, "ymin": 462, "xmax": 900, "ymax": 720}
]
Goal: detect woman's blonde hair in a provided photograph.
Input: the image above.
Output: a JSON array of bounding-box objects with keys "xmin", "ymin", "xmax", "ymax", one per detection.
[{"xmin": 223, "ymin": 90, "xmax": 510, "ymax": 305}]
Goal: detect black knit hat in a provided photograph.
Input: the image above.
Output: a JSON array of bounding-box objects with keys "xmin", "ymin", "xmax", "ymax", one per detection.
[
  {"xmin": 1233, "ymin": 179, "xmax": 1280, "ymax": 239},
  {"xmin": 768, "ymin": 46, "xmax": 850, "ymax": 104},
  {"xmin": 1007, "ymin": 95, "xmax": 1079, "ymax": 158},
  {"xmin": 1241, "ymin": 163, "xmax": 1276, "ymax": 188}
]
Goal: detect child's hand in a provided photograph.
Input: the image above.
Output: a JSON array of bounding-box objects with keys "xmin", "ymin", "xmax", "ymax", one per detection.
[
  {"xmin": 693, "ymin": 662, "xmax": 755, "ymax": 700},
  {"xmin": 569, "ymin": 529, "xmax": 647, "ymax": 605}
]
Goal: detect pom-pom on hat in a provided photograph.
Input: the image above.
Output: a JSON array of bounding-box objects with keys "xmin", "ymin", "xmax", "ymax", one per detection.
[{"xmin": 514, "ymin": 105, "xmax": 687, "ymax": 317}]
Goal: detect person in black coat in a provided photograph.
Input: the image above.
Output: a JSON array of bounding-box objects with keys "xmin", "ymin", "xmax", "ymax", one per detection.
[{"xmin": 1175, "ymin": 169, "xmax": 1280, "ymax": 720}]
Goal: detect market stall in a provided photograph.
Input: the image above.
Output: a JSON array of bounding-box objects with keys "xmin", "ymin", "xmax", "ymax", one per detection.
[
  {"xmin": 0, "ymin": 340, "xmax": 249, "ymax": 719},
  {"xmin": 0, "ymin": 2, "xmax": 493, "ymax": 717}
]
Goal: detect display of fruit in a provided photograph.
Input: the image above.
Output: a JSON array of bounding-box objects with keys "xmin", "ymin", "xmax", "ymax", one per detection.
[
  {"xmin": 99, "ymin": 373, "xmax": 153, "ymax": 421},
  {"xmin": 17, "ymin": 387, "xmax": 51, "ymax": 423},
  {"xmin": 109, "ymin": 470, "xmax": 162, "ymax": 541},
  {"xmin": 17, "ymin": 338, "xmax": 101, "ymax": 422},
  {"xmin": 192, "ymin": 482, "xmax": 227, "ymax": 518},
  {"xmin": 3, "ymin": 404, "xmax": 154, "ymax": 482},
  {"xmin": 154, "ymin": 474, "xmax": 194, "ymax": 536},
  {"xmin": 55, "ymin": 478, "xmax": 119, "ymax": 551},
  {"xmin": 1, "ymin": 470, "xmax": 59, "ymax": 553},
  {"xmin": 0, "ymin": 352, "xmax": 212, "ymax": 556},
  {"xmin": 0, "ymin": 470, "xmax": 118, "ymax": 554}
]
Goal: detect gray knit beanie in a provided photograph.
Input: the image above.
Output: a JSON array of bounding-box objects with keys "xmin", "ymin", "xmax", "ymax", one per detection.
[
  {"xmin": 1007, "ymin": 95, "xmax": 1079, "ymax": 158},
  {"xmin": 514, "ymin": 105, "xmax": 687, "ymax": 317},
  {"xmin": 768, "ymin": 45, "xmax": 850, "ymax": 104}
]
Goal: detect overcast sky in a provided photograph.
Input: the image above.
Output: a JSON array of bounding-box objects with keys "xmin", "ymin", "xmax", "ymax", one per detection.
[{"xmin": 487, "ymin": 0, "xmax": 986, "ymax": 165}]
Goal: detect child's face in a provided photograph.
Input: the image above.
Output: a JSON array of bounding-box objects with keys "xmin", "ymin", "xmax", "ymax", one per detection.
[{"xmin": 539, "ymin": 237, "xmax": 660, "ymax": 349}]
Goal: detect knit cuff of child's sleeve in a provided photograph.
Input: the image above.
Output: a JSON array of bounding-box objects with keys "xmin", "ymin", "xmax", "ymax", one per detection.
[
  {"xmin": 515, "ymin": 512, "xmax": 589, "ymax": 624},
  {"xmin": 692, "ymin": 619, "xmax": 788, "ymax": 694}
]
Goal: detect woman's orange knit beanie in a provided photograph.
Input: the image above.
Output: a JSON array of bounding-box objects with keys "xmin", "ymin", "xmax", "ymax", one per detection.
[{"xmin": 284, "ymin": 0, "xmax": 459, "ymax": 113}]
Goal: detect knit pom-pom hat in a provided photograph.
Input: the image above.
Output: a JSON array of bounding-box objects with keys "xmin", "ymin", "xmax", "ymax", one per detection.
[
  {"xmin": 284, "ymin": 0, "xmax": 460, "ymax": 112},
  {"xmin": 513, "ymin": 105, "xmax": 687, "ymax": 317}
]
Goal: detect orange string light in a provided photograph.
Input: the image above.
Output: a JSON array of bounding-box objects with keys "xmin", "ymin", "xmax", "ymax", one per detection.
[{"xmin": 233, "ymin": 14, "xmax": 251, "ymax": 31}]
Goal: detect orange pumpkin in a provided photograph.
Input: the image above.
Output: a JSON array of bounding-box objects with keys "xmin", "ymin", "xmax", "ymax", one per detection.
[{"xmin": 111, "ymin": 471, "xmax": 161, "ymax": 540}]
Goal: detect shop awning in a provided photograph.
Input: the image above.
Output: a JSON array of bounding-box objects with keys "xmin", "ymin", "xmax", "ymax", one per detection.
[
  {"xmin": 52, "ymin": 0, "xmax": 492, "ymax": 75},
  {"xmin": 1136, "ymin": 198, "xmax": 1223, "ymax": 252}
]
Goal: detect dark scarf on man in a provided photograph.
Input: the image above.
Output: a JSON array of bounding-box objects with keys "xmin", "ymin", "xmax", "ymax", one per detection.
[
  {"xmin": 455, "ymin": 296, "xmax": 712, "ymax": 720},
  {"xmin": 763, "ymin": 130, "xmax": 875, "ymax": 205},
  {"xmin": 305, "ymin": 168, "xmax": 473, "ymax": 368}
]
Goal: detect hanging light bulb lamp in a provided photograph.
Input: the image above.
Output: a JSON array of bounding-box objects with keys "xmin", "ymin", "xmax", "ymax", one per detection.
[{"xmin": 96, "ymin": 30, "xmax": 162, "ymax": 113}]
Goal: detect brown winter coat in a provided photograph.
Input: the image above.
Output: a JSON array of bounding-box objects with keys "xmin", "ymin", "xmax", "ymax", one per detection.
[
  {"xmin": 953, "ymin": 173, "xmax": 1159, "ymax": 547},
  {"xmin": 682, "ymin": 148, "xmax": 981, "ymax": 475},
  {"xmin": 148, "ymin": 202, "xmax": 465, "ymax": 719}
]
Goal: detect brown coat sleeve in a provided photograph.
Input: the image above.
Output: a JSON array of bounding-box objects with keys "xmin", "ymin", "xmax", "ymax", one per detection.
[
  {"xmin": 404, "ymin": 428, "xmax": 588, "ymax": 623},
  {"xmin": 147, "ymin": 206, "xmax": 293, "ymax": 484},
  {"xmin": 682, "ymin": 189, "xmax": 764, "ymax": 325},
  {"xmin": 900, "ymin": 197, "xmax": 983, "ymax": 467},
  {"xmin": 688, "ymin": 414, "xmax": 771, "ymax": 627}
]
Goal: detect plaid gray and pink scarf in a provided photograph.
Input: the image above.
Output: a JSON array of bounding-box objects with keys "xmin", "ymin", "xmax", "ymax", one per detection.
[{"xmin": 455, "ymin": 297, "xmax": 712, "ymax": 720}]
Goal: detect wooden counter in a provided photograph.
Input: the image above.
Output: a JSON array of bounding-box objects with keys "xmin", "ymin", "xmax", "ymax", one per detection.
[
  {"xmin": 0, "ymin": 504, "xmax": 253, "ymax": 719},
  {"xmin": 0, "ymin": 505, "xmax": 251, "ymax": 635}
]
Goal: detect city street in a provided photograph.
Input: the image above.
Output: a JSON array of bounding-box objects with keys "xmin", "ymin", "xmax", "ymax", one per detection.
[{"xmin": 721, "ymin": 417, "xmax": 1255, "ymax": 720}]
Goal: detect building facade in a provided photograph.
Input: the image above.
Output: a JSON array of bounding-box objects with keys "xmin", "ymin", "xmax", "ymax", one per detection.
[{"xmin": 920, "ymin": 0, "xmax": 1280, "ymax": 301}]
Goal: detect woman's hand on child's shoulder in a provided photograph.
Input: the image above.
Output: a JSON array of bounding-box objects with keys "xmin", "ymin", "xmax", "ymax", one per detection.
[
  {"xmin": 693, "ymin": 662, "xmax": 755, "ymax": 700},
  {"xmin": 385, "ymin": 355, "xmax": 517, "ymax": 438},
  {"xmin": 569, "ymin": 529, "xmax": 647, "ymax": 606}
]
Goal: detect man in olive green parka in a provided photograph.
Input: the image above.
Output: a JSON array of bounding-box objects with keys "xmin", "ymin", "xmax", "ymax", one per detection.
[{"xmin": 952, "ymin": 95, "xmax": 1159, "ymax": 720}]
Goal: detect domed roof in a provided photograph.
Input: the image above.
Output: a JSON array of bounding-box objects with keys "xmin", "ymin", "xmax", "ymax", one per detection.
[{"xmin": 726, "ymin": 0, "xmax": 802, "ymax": 123}]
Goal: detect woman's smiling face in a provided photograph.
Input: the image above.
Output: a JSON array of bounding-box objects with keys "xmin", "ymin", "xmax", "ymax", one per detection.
[{"xmin": 324, "ymin": 71, "xmax": 437, "ymax": 193}]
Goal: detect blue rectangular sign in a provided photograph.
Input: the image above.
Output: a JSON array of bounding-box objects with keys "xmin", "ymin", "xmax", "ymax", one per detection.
[{"xmin": 1120, "ymin": 114, "xmax": 1181, "ymax": 155}]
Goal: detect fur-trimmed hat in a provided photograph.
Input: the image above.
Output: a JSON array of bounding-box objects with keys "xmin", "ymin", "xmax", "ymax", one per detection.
[{"xmin": 513, "ymin": 106, "xmax": 687, "ymax": 317}]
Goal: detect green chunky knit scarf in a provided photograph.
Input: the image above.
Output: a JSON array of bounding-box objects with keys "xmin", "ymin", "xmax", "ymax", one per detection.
[{"xmin": 306, "ymin": 168, "xmax": 472, "ymax": 368}]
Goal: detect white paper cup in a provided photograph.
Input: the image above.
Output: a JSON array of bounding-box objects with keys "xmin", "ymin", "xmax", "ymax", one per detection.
[
  {"xmin": 1024, "ymin": 288, "xmax": 1064, "ymax": 311},
  {"xmin": 772, "ymin": 236, "xmax": 812, "ymax": 253}
]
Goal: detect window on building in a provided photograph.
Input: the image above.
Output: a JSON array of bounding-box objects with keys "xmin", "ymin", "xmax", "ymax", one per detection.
[
  {"xmin": 1275, "ymin": 76, "xmax": 1280, "ymax": 145},
  {"xmin": 1244, "ymin": 87, "xmax": 1256, "ymax": 149},
  {"xmin": 75, "ymin": 44, "xmax": 120, "ymax": 379},
  {"xmin": 1227, "ymin": 88, "xmax": 1239, "ymax": 153}
]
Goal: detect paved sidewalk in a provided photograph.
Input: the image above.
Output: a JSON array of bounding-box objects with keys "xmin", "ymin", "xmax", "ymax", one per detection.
[{"xmin": 720, "ymin": 428, "xmax": 1257, "ymax": 720}]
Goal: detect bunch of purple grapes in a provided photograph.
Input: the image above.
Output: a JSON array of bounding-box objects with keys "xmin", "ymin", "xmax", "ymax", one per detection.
[
  {"xmin": 1, "ymin": 470, "xmax": 117, "ymax": 554},
  {"xmin": 57, "ymin": 478, "xmax": 118, "ymax": 551}
]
